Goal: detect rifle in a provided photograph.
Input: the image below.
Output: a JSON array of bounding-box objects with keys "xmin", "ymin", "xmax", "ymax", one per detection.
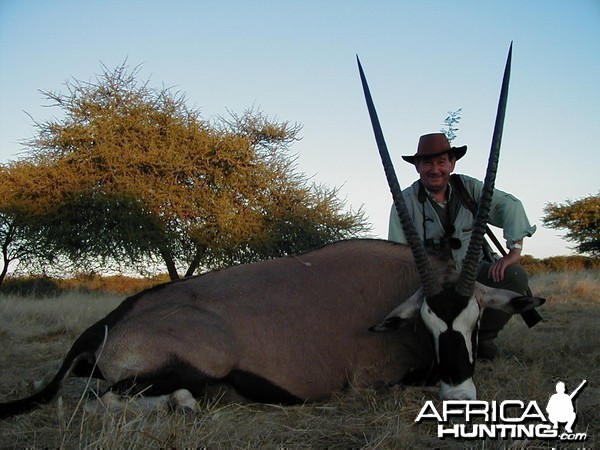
[
  {"xmin": 450, "ymin": 174, "xmax": 543, "ymax": 328},
  {"xmin": 569, "ymin": 380, "xmax": 587, "ymax": 400}
]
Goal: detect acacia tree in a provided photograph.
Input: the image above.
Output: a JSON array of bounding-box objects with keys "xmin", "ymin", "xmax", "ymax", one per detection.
[
  {"xmin": 0, "ymin": 162, "xmax": 67, "ymax": 284},
  {"xmin": 7, "ymin": 63, "xmax": 369, "ymax": 279},
  {"xmin": 542, "ymin": 193, "xmax": 600, "ymax": 257},
  {"xmin": 0, "ymin": 210, "xmax": 40, "ymax": 286}
]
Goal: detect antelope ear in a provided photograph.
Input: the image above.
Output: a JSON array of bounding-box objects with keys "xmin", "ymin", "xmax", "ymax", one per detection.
[
  {"xmin": 474, "ymin": 282, "xmax": 546, "ymax": 313},
  {"xmin": 369, "ymin": 288, "xmax": 424, "ymax": 331}
]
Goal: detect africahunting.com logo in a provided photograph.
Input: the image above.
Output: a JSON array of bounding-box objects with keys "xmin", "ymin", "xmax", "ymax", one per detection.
[{"xmin": 416, "ymin": 380, "xmax": 588, "ymax": 442}]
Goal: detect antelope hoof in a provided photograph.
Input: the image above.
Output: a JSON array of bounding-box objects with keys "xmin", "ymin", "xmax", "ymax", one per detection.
[{"xmin": 169, "ymin": 389, "xmax": 197, "ymax": 414}]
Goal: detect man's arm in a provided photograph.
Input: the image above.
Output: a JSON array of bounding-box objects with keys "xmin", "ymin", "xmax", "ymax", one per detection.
[{"xmin": 462, "ymin": 175, "xmax": 535, "ymax": 280}]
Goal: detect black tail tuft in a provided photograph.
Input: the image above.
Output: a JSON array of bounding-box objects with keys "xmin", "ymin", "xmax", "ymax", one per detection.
[
  {"xmin": 0, "ymin": 383, "xmax": 62, "ymax": 419},
  {"xmin": 0, "ymin": 350, "xmax": 95, "ymax": 419}
]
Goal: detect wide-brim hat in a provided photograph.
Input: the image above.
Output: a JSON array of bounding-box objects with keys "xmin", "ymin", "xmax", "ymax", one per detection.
[{"xmin": 402, "ymin": 133, "xmax": 467, "ymax": 164}]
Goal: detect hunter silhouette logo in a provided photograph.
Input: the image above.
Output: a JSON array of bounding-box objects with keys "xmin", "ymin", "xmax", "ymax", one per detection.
[
  {"xmin": 415, "ymin": 379, "xmax": 588, "ymax": 442},
  {"xmin": 546, "ymin": 380, "xmax": 587, "ymax": 434}
]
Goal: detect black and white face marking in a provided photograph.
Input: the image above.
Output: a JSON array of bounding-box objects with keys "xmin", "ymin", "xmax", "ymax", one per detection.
[
  {"xmin": 474, "ymin": 283, "xmax": 546, "ymax": 315},
  {"xmin": 420, "ymin": 286, "xmax": 480, "ymax": 400},
  {"xmin": 373, "ymin": 281, "xmax": 544, "ymax": 401}
]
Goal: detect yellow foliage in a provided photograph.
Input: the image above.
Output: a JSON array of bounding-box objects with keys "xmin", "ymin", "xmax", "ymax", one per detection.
[{"xmin": 0, "ymin": 62, "xmax": 369, "ymax": 278}]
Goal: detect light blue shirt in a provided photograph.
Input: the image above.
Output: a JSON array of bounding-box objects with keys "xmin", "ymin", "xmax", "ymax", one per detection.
[{"xmin": 388, "ymin": 174, "xmax": 536, "ymax": 270}]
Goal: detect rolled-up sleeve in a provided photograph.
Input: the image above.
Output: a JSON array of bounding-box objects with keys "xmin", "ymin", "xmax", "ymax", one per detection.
[
  {"xmin": 490, "ymin": 191, "xmax": 536, "ymax": 247},
  {"xmin": 463, "ymin": 175, "xmax": 536, "ymax": 247}
]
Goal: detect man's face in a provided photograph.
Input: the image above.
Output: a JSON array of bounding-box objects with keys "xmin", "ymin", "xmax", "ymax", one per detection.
[{"xmin": 416, "ymin": 153, "xmax": 456, "ymax": 194}]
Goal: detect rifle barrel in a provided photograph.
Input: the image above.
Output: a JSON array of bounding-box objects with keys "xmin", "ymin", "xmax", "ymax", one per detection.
[{"xmin": 569, "ymin": 379, "xmax": 587, "ymax": 399}]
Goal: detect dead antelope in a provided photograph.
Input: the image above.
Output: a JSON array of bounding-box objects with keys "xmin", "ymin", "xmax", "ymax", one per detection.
[{"xmin": 0, "ymin": 237, "xmax": 543, "ymax": 417}]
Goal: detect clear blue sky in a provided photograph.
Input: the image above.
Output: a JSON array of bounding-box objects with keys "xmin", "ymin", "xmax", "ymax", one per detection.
[{"xmin": 1, "ymin": 0, "xmax": 598, "ymax": 258}]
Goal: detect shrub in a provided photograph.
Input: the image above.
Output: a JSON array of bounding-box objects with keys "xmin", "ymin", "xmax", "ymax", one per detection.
[{"xmin": 0, "ymin": 276, "xmax": 63, "ymax": 297}]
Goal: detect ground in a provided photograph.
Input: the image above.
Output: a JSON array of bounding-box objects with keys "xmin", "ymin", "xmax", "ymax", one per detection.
[{"xmin": 0, "ymin": 270, "xmax": 598, "ymax": 449}]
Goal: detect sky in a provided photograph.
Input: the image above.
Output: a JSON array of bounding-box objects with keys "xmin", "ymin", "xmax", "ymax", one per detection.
[{"xmin": 1, "ymin": 0, "xmax": 598, "ymax": 259}]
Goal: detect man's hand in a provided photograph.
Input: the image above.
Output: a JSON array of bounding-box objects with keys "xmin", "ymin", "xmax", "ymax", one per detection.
[{"xmin": 488, "ymin": 242, "xmax": 522, "ymax": 283}]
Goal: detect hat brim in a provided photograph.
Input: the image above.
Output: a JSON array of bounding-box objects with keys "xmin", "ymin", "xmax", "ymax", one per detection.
[{"xmin": 402, "ymin": 145, "xmax": 467, "ymax": 164}]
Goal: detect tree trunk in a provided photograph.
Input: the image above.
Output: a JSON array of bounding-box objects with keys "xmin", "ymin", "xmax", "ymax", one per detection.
[
  {"xmin": 184, "ymin": 245, "xmax": 208, "ymax": 277},
  {"xmin": 159, "ymin": 247, "xmax": 180, "ymax": 280},
  {"xmin": 0, "ymin": 258, "xmax": 8, "ymax": 286},
  {"xmin": 0, "ymin": 226, "xmax": 13, "ymax": 287}
]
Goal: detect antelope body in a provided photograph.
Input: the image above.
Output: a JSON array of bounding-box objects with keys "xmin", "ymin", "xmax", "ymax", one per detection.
[{"xmin": 0, "ymin": 238, "xmax": 544, "ymax": 418}]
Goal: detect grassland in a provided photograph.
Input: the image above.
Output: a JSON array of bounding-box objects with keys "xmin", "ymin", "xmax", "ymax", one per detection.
[{"xmin": 0, "ymin": 270, "xmax": 598, "ymax": 449}]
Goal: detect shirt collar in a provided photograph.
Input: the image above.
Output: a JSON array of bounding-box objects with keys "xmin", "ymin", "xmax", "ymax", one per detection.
[{"xmin": 423, "ymin": 182, "xmax": 453, "ymax": 207}]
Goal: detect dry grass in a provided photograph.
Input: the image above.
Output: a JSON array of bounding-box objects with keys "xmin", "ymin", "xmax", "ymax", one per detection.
[{"xmin": 0, "ymin": 270, "xmax": 598, "ymax": 449}]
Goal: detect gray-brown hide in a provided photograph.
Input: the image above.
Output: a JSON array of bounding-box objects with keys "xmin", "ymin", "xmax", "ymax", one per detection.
[
  {"xmin": 104, "ymin": 239, "xmax": 439, "ymax": 398},
  {"xmin": 0, "ymin": 239, "xmax": 445, "ymax": 417}
]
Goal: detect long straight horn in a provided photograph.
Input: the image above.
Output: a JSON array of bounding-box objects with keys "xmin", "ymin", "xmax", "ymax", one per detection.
[
  {"xmin": 456, "ymin": 43, "xmax": 513, "ymax": 297},
  {"xmin": 357, "ymin": 55, "xmax": 440, "ymax": 297}
]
